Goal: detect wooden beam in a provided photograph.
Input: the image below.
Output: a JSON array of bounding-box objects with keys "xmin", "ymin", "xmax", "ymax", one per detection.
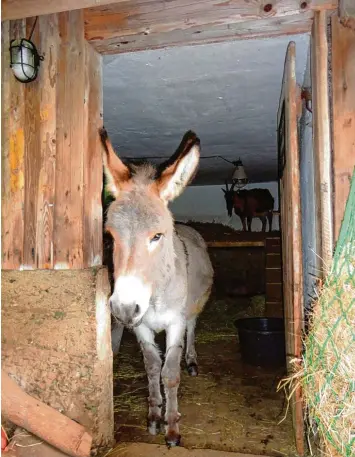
[
  {"xmin": 331, "ymin": 17, "xmax": 355, "ymax": 244},
  {"xmin": 311, "ymin": 10, "xmax": 333, "ymax": 269},
  {"xmin": 84, "ymin": 0, "xmax": 338, "ymax": 54},
  {"xmin": 207, "ymin": 240, "xmax": 265, "ymax": 248},
  {"xmin": 1, "ymin": 0, "xmax": 123, "ymax": 21}
]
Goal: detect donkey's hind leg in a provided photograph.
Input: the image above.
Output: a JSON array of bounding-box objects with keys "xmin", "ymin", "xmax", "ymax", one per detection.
[
  {"xmin": 185, "ymin": 317, "xmax": 198, "ymax": 376},
  {"xmin": 135, "ymin": 324, "xmax": 163, "ymax": 435}
]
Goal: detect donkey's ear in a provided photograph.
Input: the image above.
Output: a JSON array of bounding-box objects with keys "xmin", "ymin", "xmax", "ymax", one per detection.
[
  {"xmin": 156, "ymin": 131, "xmax": 200, "ymax": 203},
  {"xmin": 99, "ymin": 127, "xmax": 130, "ymax": 198}
]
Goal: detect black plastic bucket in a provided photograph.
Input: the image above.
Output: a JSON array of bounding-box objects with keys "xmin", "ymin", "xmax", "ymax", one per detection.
[{"xmin": 235, "ymin": 317, "xmax": 286, "ymax": 368}]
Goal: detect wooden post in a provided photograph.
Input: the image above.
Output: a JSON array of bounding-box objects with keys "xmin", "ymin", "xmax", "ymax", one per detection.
[
  {"xmin": 331, "ymin": 16, "xmax": 355, "ymax": 244},
  {"xmin": 311, "ymin": 10, "xmax": 333, "ymax": 270},
  {"xmin": 1, "ymin": 12, "xmax": 103, "ymax": 270}
]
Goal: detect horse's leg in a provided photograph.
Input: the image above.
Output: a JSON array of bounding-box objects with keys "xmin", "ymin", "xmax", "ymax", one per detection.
[
  {"xmin": 260, "ymin": 216, "xmax": 267, "ymax": 232},
  {"xmin": 247, "ymin": 216, "xmax": 252, "ymax": 232},
  {"xmin": 267, "ymin": 211, "xmax": 273, "ymax": 232},
  {"xmin": 162, "ymin": 320, "xmax": 186, "ymax": 447},
  {"xmin": 241, "ymin": 216, "xmax": 247, "ymax": 232},
  {"xmin": 134, "ymin": 324, "xmax": 163, "ymax": 435},
  {"xmin": 185, "ymin": 317, "xmax": 198, "ymax": 376}
]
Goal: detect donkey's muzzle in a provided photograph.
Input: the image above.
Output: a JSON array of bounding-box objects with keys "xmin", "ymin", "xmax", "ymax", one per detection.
[{"xmin": 109, "ymin": 299, "xmax": 141, "ymax": 327}]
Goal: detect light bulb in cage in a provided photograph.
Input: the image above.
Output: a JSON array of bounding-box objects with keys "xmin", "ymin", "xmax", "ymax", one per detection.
[
  {"xmin": 10, "ymin": 38, "xmax": 43, "ymax": 83},
  {"xmin": 231, "ymin": 158, "xmax": 248, "ymax": 189}
]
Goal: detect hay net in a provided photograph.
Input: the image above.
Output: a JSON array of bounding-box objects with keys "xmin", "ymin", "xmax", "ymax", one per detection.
[{"xmin": 302, "ymin": 170, "xmax": 355, "ymax": 456}]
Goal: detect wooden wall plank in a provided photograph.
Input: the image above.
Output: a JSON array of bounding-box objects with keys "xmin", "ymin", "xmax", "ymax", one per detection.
[
  {"xmin": 331, "ymin": 17, "xmax": 355, "ymax": 244},
  {"xmin": 311, "ymin": 11, "xmax": 333, "ymax": 269},
  {"xmin": 83, "ymin": 42, "xmax": 103, "ymax": 267},
  {"xmin": 1, "ymin": 20, "xmax": 26, "ymax": 269},
  {"xmin": 22, "ymin": 18, "xmax": 41, "ymax": 269},
  {"xmin": 36, "ymin": 14, "xmax": 59, "ymax": 269},
  {"xmin": 54, "ymin": 11, "xmax": 85, "ymax": 269}
]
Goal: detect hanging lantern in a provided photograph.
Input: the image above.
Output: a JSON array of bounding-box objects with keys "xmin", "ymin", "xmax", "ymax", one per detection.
[
  {"xmin": 10, "ymin": 38, "xmax": 43, "ymax": 83},
  {"xmin": 9, "ymin": 18, "xmax": 43, "ymax": 83},
  {"xmin": 232, "ymin": 158, "xmax": 248, "ymax": 189}
]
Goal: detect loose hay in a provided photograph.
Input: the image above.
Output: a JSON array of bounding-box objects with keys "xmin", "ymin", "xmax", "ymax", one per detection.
[{"xmin": 280, "ymin": 173, "xmax": 355, "ymax": 457}]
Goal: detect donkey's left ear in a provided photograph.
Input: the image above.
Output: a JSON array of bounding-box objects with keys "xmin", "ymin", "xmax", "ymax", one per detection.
[{"xmin": 156, "ymin": 131, "xmax": 200, "ymax": 203}]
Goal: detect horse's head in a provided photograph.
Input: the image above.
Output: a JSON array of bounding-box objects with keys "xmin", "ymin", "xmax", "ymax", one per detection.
[
  {"xmin": 100, "ymin": 128, "xmax": 200, "ymax": 328},
  {"xmin": 221, "ymin": 181, "xmax": 236, "ymax": 217}
]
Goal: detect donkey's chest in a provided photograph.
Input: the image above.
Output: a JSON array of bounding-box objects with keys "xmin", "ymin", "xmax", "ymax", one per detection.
[{"xmin": 143, "ymin": 304, "xmax": 184, "ymax": 333}]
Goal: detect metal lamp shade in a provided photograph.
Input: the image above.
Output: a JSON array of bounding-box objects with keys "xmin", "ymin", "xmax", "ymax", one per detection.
[{"xmin": 232, "ymin": 160, "xmax": 248, "ymax": 188}]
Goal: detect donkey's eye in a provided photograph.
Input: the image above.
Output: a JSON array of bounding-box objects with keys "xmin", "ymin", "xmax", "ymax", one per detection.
[{"xmin": 150, "ymin": 233, "xmax": 163, "ymax": 243}]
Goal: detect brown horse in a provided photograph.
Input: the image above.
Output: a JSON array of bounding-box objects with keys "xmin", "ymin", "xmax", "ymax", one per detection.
[{"xmin": 222, "ymin": 182, "xmax": 274, "ymax": 232}]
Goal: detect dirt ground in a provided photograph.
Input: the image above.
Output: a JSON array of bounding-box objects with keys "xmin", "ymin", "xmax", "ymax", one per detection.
[{"xmin": 112, "ymin": 246, "xmax": 295, "ymax": 457}]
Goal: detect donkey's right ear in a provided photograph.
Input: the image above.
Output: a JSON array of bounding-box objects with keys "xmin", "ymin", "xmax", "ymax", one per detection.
[{"xmin": 99, "ymin": 127, "xmax": 131, "ymax": 198}]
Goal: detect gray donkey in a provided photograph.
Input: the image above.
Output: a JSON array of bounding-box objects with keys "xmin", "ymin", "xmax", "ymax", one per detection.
[{"xmin": 100, "ymin": 128, "xmax": 214, "ymax": 447}]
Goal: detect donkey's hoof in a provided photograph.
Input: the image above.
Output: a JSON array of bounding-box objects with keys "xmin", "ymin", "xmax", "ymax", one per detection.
[
  {"xmin": 187, "ymin": 362, "xmax": 198, "ymax": 377},
  {"xmin": 147, "ymin": 419, "xmax": 162, "ymax": 435},
  {"xmin": 165, "ymin": 431, "xmax": 181, "ymax": 448}
]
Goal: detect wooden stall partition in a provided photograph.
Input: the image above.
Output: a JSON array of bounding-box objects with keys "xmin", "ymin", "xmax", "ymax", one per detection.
[
  {"xmin": 1, "ymin": 11, "xmax": 103, "ymax": 270},
  {"xmin": 277, "ymin": 42, "xmax": 304, "ymax": 456},
  {"xmin": 331, "ymin": 15, "xmax": 355, "ymax": 245}
]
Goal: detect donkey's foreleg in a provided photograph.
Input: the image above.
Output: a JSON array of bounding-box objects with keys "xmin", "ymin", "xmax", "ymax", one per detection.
[
  {"xmin": 185, "ymin": 317, "xmax": 198, "ymax": 376},
  {"xmin": 134, "ymin": 324, "xmax": 163, "ymax": 435},
  {"xmin": 162, "ymin": 321, "xmax": 186, "ymax": 447}
]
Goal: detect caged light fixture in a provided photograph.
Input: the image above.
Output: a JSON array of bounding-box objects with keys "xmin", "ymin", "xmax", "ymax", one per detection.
[
  {"xmin": 217, "ymin": 156, "xmax": 249, "ymax": 189},
  {"xmin": 9, "ymin": 17, "xmax": 44, "ymax": 83}
]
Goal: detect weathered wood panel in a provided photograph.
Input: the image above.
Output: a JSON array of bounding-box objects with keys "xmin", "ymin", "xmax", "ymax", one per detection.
[
  {"xmin": 2, "ymin": 12, "xmax": 103, "ymax": 270},
  {"xmin": 84, "ymin": 0, "xmax": 338, "ymax": 54},
  {"xmin": 331, "ymin": 17, "xmax": 355, "ymax": 244},
  {"xmin": 311, "ymin": 11, "xmax": 333, "ymax": 269},
  {"xmin": 54, "ymin": 11, "xmax": 86, "ymax": 269},
  {"xmin": 1, "ymin": 20, "xmax": 26, "ymax": 269},
  {"xmin": 36, "ymin": 14, "xmax": 59, "ymax": 269},
  {"xmin": 83, "ymin": 43, "xmax": 104, "ymax": 267},
  {"xmin": 23, "ymin": 18, "xmax": 42, "ymax": 269},
  {"xmin": 277, "ymin": 41, "xmax": 304, "ymax": 455}
]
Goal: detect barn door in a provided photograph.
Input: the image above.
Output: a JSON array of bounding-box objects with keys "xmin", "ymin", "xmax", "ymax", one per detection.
[{"xmin": 277, "ymin": 42, "xmax": 304, "ymax": 456}]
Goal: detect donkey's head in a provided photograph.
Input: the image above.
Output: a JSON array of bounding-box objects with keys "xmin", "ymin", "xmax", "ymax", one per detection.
[
  {"xmin": 100, "ymin": 128, "xmax": 200, "ymax": 328},
  {"xmin": 221, "ymin": 181, "xmax": 236, "ymax": 217}
]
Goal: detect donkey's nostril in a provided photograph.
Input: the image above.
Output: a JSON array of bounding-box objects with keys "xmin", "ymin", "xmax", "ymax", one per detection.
[{"xmin": 135, "ymin": 304, "xmax": 140, "ymax": 315}]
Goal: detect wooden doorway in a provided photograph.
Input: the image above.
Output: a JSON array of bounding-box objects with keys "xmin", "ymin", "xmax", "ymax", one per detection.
[{"xmin": 277, "ymin": 41, "xmax": 304, "ymax": 456}]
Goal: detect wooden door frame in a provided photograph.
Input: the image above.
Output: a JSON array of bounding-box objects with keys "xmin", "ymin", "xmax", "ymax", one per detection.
[{"xmin": 277, "ymin": 41, "xmax": 305, "ymax": 456}]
